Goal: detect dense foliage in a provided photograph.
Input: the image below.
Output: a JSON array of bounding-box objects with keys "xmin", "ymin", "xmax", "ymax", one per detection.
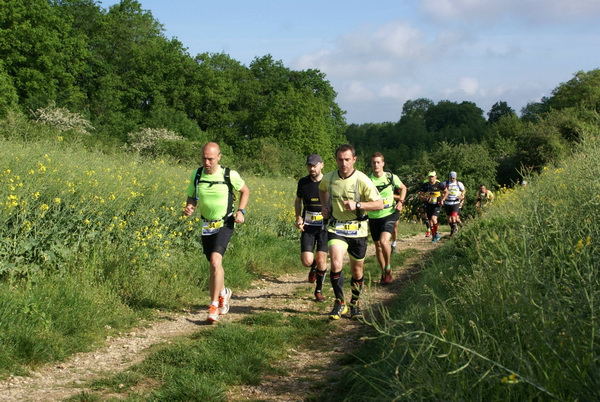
[{"xmin": 0, "ymin": 0, "xmax": 345, "ymax": 174}]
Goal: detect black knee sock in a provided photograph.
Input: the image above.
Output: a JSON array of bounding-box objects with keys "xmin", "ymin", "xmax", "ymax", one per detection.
[
  {"xmin": 350, "ymin": 276, "xmax": 364, "ymax": 305},
  {"xmin": 330, "ymin": 271, "xmax": 344, "ymax": 301},
  {"xmin": 310, "ymin": 260, "xmax": 317, "ymax": 270},
  {"xmin": 315, "ymin": 269, "xmax": 327, "ymax": 293}
]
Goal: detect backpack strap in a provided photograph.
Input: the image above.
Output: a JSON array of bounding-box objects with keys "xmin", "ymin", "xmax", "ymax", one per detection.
[{"xmin": 194, "ymin": 166, "xmax": 236, "ymax": 219}]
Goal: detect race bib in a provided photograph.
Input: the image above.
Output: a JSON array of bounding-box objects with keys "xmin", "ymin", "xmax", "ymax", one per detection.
[
  {"xmin": 304, "ymin": 210, "xmax": 324, "ymax": 226},
  {"xmin": 202, "ymin": 219, "xmax": 223, "ymax": 236},
  {"xmin": 382, "ymin": 196, "xmax": 393, "ymax": 209},
  {"xmin": 334, "ymin": 220, "xmax": 359, "ymax": 236}
]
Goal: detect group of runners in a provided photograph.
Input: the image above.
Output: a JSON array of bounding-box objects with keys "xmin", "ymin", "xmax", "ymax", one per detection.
[{"xmin": 184, "ymin": 141, "xmax": 494, "ymax": 323}]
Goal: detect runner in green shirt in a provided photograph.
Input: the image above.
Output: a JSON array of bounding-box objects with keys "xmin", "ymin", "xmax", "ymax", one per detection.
[
  {"xmin": 184, "ymin": 142, "xmax": 250, "ymax": 323},
  {"xmin": 319, "ymin": 144, "xmax": 383, "ymax": 320},
  {"xmin": 368, "ymin": 152, "xmax": 407, "ymax": 284}
]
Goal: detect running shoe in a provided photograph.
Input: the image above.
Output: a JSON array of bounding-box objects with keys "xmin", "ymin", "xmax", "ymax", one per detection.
[
  {"xmin": 328, "ymin": 299, "xmax": 348, "ymax": 320},
  {"xmin": 308, "ymin": 266, "xmax": 317, "ymax": 283},
  {"xmin": 391, "ymin": 242, "xmax": 397, "ymax": 254},
  {"xmin": 314, "ymin": 290, "xmax": 325, "ymax": 302},
  {"xmin": 383, "ymin": 269, "xmax": 393, "ymax": 284},
  {"xmin": 432, "ymin": 233, "xmax": 441, "ymax": 243},
  {"xmin": 350, "ymin": 303, "xmax": 363, "ymax": 320},
  {"xmin": 425, "ymin": 230, "xmax": 431, "ymax": 237},
  {"xmin": 207, "ymin": 305, "xmax": 219, "ymax": 323},
  {"xmin": 218, "ymin": 287, "xmax": 232, "ymax": 315}
]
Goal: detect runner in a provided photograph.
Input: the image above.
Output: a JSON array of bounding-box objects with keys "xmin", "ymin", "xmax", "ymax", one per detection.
[
  {"xmin": 442, "ymin": 171, "xmax": 466, "ymax": 236},
  {"xmin": 295, "ymin": 154, "xmax": 328, "ymax": 302},
  {"xmin": 319, "ymin": 144, "xmax": 383, "ymax": 320},
  {"xmin": 368, "ymin": 152, "xmax": 406, "ymax": 284},
  {"xmin": 475, "ymin": 184, "xmax": 495, "ymax": 211},
  {"xmin": 418, "ymin": 171, "xmax": 447, "ymax": 243},
  {"xmin": 184, "ymin": 142, "xmax": 250, "ymax": 323}
]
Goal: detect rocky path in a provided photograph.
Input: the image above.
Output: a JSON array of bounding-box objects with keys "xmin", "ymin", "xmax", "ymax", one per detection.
[{"xmin": 0, "ymin": 233, "xmax": 441, "ymax": 401}]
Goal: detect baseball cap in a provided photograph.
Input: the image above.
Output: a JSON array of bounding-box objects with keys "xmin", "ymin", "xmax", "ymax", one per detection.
[
  {"xmin": 450, "ymin": 171, "xmax": 457, "ymax": 178},
  {"xmin": 306, "ymin": 154, "xmax": 323, "ymax": 165},
  {"xmin": 428, "ymin": 171, "xmax": 436, "ymax": 177}
]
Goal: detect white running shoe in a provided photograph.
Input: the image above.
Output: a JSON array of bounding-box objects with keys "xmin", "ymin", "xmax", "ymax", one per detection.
[
  {"xmin": 207, "ymin": 305, "xmax": 219, "ymax": 323},
  {"xmin": 218, "ymin": 287, "xmax": 232, "ymax": 315}
]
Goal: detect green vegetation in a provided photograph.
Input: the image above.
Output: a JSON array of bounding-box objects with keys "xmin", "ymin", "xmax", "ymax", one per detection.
[
  {"xmin": 0, "ymin": 120, "xmax": 299, "ymax": 376},
  {"xmin": 330, "ymin": 134, "xmax": 599, "ymax": 401},
  {"xmin": 79, "ymin": 314, "xmax": 329, "ymax": 401},
  {"xmin": 0, "ymin": 0, "xmax": 345, "ymax": 173}
]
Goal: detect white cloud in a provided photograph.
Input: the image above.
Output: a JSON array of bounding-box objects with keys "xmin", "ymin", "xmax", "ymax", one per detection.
[
  {"xmin": 379, "ymin": 83, "xmax": 422, "ymax": 100},
  {"xmin": 420, "ymin": 0, "xmax": 600, "ymax": 23}
]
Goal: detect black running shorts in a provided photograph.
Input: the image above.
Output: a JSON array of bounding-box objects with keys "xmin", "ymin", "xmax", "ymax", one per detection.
[
  {"xmin": 424, "ymin": 203, "xmax": 441, "ymax": 219},
  {"xmin": 444, "ymin": 203, "xmax": 460, "ymax": 217},
  {"xmin": 201, "ymin": 215, "xmax": 235, "ymax": 259},
  {"xmin": 368, "ymin": 211, "xmax": 398, "ymax": 242},
  {"xmin": 327, "ymin": 232, "xmax": 368, "ymax": 260},
  {"xmin": 300, "ymin": 224, "xmax": 328, "ymax": 253}
]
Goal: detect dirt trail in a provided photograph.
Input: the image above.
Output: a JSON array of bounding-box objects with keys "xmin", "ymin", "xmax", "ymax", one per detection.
[{"xmin": 0, "ymin": 233, "xmax": 441, "ymax": 401}]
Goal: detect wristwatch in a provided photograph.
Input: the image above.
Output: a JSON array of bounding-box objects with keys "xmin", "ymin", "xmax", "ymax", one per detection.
[
  {"xmin": 237, "ymin": 208, "xmax": 246, "ymax": 215},
  {"xmin": 356, "ymin": 202, "xmax": 362, "ymax": 209}
]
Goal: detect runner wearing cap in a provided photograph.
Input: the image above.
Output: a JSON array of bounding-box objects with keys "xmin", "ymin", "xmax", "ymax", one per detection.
[
  {"xmin": 418, "ymin": 171, "xmax": 447, "ymax": 242},
  {"xmin": 442, "ymin": 171, "xmax": 466, "ymax": 236},
  {"xmin": 295, "ymin": 154, "xmax": 328, "ymax": 301}
]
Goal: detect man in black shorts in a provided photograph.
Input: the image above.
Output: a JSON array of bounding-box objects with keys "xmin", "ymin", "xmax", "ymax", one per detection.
[
  {"xmin": 319, "ymin": 144, "xmax": 383, "ymax": 320},
  {"xmin": 368, "ymin": 152, "xmax": 407, "ymax": 284},
  {"xmin": 418, "ymin": 171, "xmax": 447, "ymax": 243},
  {"xmin": 295, "ymin": 154, "xmax": 328, "ymax": 302},
  {"xmin": 184, "ymin": 142, "xmax": 250, "ymax": 323}
]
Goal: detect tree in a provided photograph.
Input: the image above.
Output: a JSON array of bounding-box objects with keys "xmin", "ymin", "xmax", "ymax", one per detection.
[
  {"xmin": 0, "ymin": 0, "xmax": 90, "ymax": 111},
  {"xmin": 487, "ymin": 101, "xmax": 516, "ymax": 124},
  {"xmin": 549, "ymin": 69, "xmax": 600, "ymax": 112},
  {"xmin": 424, "ymin": 100, "xmax": 487, "ymax": 143},
  {"xmin": 0, "ymin": 62, "xmax": 18, "ymax": 117}
]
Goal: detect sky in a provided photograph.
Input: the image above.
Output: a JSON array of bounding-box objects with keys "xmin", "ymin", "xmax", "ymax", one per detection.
[{"xmin": 101, "ymin": 0, "xmax": 600, "ymax": 124}]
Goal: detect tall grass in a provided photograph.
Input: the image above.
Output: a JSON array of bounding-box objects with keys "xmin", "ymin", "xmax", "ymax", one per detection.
[
  {"xmin": 0, "ymin": 130, "xmax": 299, "ymax": 376},
  {"xmin": 334, "ymin": 135, "xmax": 599, "ymax": 401}
]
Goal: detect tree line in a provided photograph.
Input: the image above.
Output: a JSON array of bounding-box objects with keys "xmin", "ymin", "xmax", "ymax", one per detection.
[
  {"xmin": 0, "ymin": 0, "xmax": 345, "ymax": 173},
  {"xmin": 1, "ymin": 1, "xmax": 598, "ymax": 194}
]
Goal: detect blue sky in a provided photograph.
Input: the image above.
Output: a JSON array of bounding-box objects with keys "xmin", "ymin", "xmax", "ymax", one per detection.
[{"xmin": 101, "ymin": 0, "xmax": 600, "ymax": 124}]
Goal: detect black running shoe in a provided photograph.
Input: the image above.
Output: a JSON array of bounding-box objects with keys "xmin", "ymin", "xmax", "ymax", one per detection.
[
  {"xmin": 350, "ymin": 303, "xmax": 363, "ymax": 320},
  {"xmin": 328, "ymin": 299, "xmax": 348, "ymax": 320}
]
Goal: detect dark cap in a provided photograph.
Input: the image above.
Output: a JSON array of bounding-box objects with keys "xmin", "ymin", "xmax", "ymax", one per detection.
[{"xmin": 306, "ymin": 154, "xmax": 323, "ymax": 165}]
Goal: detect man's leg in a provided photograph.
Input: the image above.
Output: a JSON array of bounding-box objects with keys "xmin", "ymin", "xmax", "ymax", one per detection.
[
  {"xmin": 328, "ymin": 241, "xmax": 348, "ymax": 320},
  {"xmin": 209, "ymin": 252, "xmax": 225, "ymax": 304},
  {"xmin": 314, "ymin": 250, "xmax": 328, "ymax": 301},
  {"xmin": 329, "ymin": 243, "xmax": 346, "ymax": 301}
]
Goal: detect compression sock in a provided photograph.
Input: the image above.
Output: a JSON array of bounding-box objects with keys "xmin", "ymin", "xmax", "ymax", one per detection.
[
  {"xmin": 315, "ymin": 269, "xmax": 327, "ymax": 293},
  {"xmin": 433, "ymin": 223, "xmax": 438, "ymax": 236},
  {"xmin": 350, "ymin": 276, "xmax": 364, "ymax": 305},
  {"xmin": 330, "ymin": 271, "xmax": 345, "ymax": 301},
  {"xmin": 425, "ymin": 220, "xmax": 431, "ymax": 230}
]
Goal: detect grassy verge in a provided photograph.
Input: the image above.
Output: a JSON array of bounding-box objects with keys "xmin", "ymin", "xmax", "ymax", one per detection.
[
  {"xmin": 64, "ymin": 312, "xmax": 330, "ymax": 401},
  {"xmin": 0, "ymin": 131, "xmax": 298, "ymax": 377},
  {"xmin": 328, "ymin": 136, "xmax": 600, "ymax": 401}
]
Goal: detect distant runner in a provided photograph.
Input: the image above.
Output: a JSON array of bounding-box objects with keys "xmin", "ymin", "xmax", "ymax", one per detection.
[
  {"xmin": 442, "ymin": 171, "xmax": 466, "ymax": 236},
  {"xmin": 475, "ymin": 184, "xmax": 495, "ymax": 212},
  {"xmin": 368, "ymin": 152, "xmax": 406, "ymax": 284},
  {"xmin": 295, "ymin": 154, "xmax": 328, "ymax": 302},
  {"xmin": 418, "ymin": 171, "xmax": 447, "ymax": 242},
  {"xmin": 184, "ymin": 142, "xmax": 250, "ymax": 323},
  {"xmin": 319, "ymin": 144, "xmax": 383, "ymax": 320}
]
